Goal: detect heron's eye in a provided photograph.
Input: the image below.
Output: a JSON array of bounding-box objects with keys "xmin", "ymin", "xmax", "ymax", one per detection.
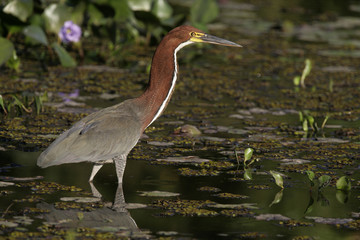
[{"xmin": 190, "ymin": 32, "xmax": 196, "ymax": 37}]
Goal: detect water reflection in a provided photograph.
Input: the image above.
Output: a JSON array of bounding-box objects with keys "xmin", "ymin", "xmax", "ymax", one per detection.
[{"xmin": 36, "ymin": 184, "xmax": 148, "ymax": 238}]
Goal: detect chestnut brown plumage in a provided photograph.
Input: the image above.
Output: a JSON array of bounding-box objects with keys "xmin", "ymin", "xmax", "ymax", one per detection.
[{"xmin": 37, "ymin": 25, "xmax": 241, "ymax": 184}]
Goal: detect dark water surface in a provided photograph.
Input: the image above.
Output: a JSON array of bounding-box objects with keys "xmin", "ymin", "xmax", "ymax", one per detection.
[{"xmin": 1, "ymin": 0, "xmax": 360, "ymax": 239}]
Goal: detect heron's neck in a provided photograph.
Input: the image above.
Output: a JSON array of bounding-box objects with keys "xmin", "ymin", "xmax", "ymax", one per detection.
[{"xmin": 136, "ymin": 41, "xmax": 192, "ymax": 130}]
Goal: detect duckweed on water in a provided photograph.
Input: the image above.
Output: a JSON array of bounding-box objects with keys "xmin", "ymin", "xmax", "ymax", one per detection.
[
  {"xmin": 198, "ymin": 160, "xmax": 235, "ymax": 170},
  {"xmin": 17, "ymin": 181, "xmax": 83, "ymax": 194},
  {"xmin": 220, "ymin": 208, "xmax": 255, "ymax": 217},
  {"xmin": 278, "ymin": 220, "xmax": 313, "ymax": 228},
  {"xmin": 178, "ymin": 167, "xmax": 220, "ymax": 177},
  {"xmin": 248, "ymin": 185, "xmax": 271, "ymax": 190},
  {"xmin": 213, "ymin": 193, "xmax": 249, "ymax": 199},
  {"xmin": 54, "ymin": 201, "xmax": 104, "ymax": 211},
  {"xmin": 152, "ymin": 199, "xmax": 217, "ymax": 217},
  {"xmin": 14, "ymin": 195, "xmax": 44, "ymax": 203},
  {"xmin": 22, "ymin": 207, "xmax": 50, "ymax": 215},
  {"xmin": 0, "ymin": 2, "xmax": 360, "ymax": 239}
]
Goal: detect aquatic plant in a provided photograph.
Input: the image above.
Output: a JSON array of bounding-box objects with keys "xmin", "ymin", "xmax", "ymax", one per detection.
[
  {"xmin": 235, "ymin": 147, "xmax": 256, "ymax": 167},
  {"xmin": 0, "ymin": 92, "xmax": 48, "ymax": 116},
  {"xmin": 298, "ymin": 110, "xmax": 330, "ymax": 134},
  {"xmin": 0, "ymin": 0, "xmax": 219, "ymax": 69},
  {"xmin": 306, "ymin": 171, "xmax": 351, "ymax": 192},
  {"xmin": 336, "ymin": 176, "xmax": 351, "ymax": 192},
  {"xmin": 293, "ymin": 58, "xmax": 312, "ymax": 88},
  {"xmin": 58, "ymin": 21, "xmax": 82, "ymax": 44},
  {"xmin": 270, "ymin": 170, "xmax": 284, "ymax": 189},
  {"xmin": 234, "ymin": 147, "xmax": 258, "ymax": 180}
]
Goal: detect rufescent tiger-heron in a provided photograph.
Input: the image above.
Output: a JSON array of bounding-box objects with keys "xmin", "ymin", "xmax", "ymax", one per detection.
[{"xmin": 37, "ymin": 25, "xmax": 241, "ymax": 184}]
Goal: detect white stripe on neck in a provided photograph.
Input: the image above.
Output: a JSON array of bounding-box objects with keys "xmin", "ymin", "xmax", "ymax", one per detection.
[{"xmin": 146, "ymin": 40, "xmax": 193, "ymax": 128}]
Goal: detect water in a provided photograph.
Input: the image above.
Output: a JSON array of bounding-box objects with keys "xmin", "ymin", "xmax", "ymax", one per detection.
[{"xmin": 1, "ymin": 0, "xmax": 360, "ymax": 239}]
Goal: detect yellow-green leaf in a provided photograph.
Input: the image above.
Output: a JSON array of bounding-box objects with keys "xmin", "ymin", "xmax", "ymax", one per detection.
[{"xmin": 270, "ymin": 170, "xmax": 284, "ymax": 189}]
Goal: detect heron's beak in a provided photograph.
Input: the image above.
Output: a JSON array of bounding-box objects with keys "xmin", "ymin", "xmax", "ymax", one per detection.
[{"xmin": 190, "ymin": 32, "xmax": 242, "ymax": 47}]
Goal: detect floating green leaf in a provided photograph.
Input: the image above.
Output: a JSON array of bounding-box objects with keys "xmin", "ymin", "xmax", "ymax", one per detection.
[
  {"xmin": 3, "ymin": 0, "xmax": 33, "ymax": 22},
  {"xmin": 244, "ymin": 148, "xmax": 254, "ymax": 163},
  {"xmin": 0, "ymin": 38, "xmax": 15, "ymax": 66},
  {"xmin": 306, "ymin": 170, "xmax": 315, "ymax": 183},
  {"xmin": 318, "ymin": 175, "xmax": 331, "ymax": 191},
  {"xmin": 270, "ymin": 170, "xmax": 284, "ymax": 189},
  {"xmin": 336, "ymin": 176, "xmax": 351, "ymax": 191},
  {"xmin": 23, "ymin": 25, "xmax": 48, "ymax": 45},
  {"xmin": 51, "ymin": 42, "xmax": 77, "ymax": 67}
]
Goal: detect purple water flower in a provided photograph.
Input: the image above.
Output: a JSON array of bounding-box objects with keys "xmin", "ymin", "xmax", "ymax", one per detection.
[
  {"xmin": 58, "ymin": 21, "xmax": 82, "ymax": 43},
  {"xmin": 58, "ymin": 89, "xmax": 79, "ymax": 102}
]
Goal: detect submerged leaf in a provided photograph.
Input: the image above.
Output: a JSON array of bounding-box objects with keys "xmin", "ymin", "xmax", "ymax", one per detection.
[{"xmin": 270, "ymin": 170, "xmax": 284, "ymax": 189}]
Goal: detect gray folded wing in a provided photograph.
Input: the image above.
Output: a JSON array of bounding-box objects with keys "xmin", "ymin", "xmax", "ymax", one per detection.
[{"xmin": 37, "ymin": 102, "xmax": 142, "ymax": 168}]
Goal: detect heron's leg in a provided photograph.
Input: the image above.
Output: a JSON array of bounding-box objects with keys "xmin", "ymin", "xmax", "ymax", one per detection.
[
  {"xmin": 114, "ymin": 154, "xmax": 127, "ymax": 184},
  {"xmin": 112, "ymin": 184, "xmax": 126, "ymax": 212},
  {"xmin": 89, "ymin": 181, "xmax": 102, "ymax": 198},
  {"xmin": 89, "ymin": 163, "xmax": 104, "ymax": 182}
]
